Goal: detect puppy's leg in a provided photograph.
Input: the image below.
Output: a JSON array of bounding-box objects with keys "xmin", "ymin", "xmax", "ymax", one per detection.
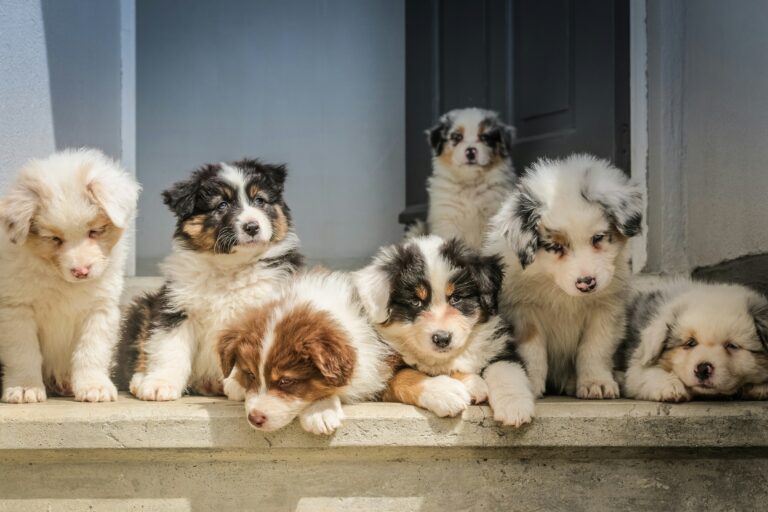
[
  {"xmin": 382, "ymin": 368, "xmax": 471, "ymax": 417},
  {"xmin": 451, "ymin": 371, "xmax": 488, "ymax": 404},
  {"xmin": 222, "ymin": 367, "xmax": 246, "ymax": 401},
  {"xmin": 483, "ymin": 361, "xmax": 535, "ymax": 427},
  {"xmin": 741, "ymin": 383, "xmax": 768, "ymax": 400},
  {"xmin": 576, "ymin": 305, "xmax": 622, "ymax": 399},
  {"xmin": 516, "ymin": 318, "xmax": 548, "ymax": 398},
  {"xmin": 624, "ymin": 365, "xmax": 690, "ymax": 402},
  {"xmin": 0, "ymin": 306, "xmax": 46, "ymax": 403},
  {"xmin": 130, "ymin": 320, "xmax": 194, "ymax": 401},
  {"xmin": 71, "ymin": 305, "xmax": 119, "ymax": 402},
  {"xmin": 299, "ymin": 395, "xmax": 344, "ymax": 435}
]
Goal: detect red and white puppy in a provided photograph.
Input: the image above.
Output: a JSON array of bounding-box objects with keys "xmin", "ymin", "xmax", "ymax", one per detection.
[{"xmin": 218, "ymin": 270, "xmax": 393, "ymax": 435}]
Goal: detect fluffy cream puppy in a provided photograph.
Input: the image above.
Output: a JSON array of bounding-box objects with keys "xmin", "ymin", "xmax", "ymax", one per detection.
[
  {"xmin": 618, "ymin": 279, "xmax": 768, "ymax": 402},
  {"xmin": 0, "ymin": 149, "xmax": 140, "ymax": 403},
  {"xmin": 420, "ymin": 108, "xmax": 516, "ymax": 250},
  {"xmin": 485, "ymin": 154, "xmax": 643, "ymax": 399}
]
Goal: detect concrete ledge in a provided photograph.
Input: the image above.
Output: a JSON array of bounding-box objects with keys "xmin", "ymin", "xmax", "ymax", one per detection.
[{"xmin": 2, "ymin": 394, "xmax": 768, "ymax": 451}]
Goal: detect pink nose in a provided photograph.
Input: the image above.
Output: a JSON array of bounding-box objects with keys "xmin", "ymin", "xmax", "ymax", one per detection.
[
  {"xmin": 248, "ymin": 411, "xmax": 268, "ymax": 428},
  {"xmin": 70, "ymin": 266, "xmax": 91, "ymax": 279}
]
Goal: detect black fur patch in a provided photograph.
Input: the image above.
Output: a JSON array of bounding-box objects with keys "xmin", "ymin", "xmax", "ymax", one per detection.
[
  {"xmin": 383, "ymin": 243, "xmax": 429, "ymax": 323},
  {"xmin": 262, "ymin": 249, "xmax": 305, "ymax": 271},
  {"xmin": 441, "ymin": 238, "xmax": 504, "ymax": 317},
  {"xmin": 750, "ymin": 300, "xmax": 768, "ymax": 352},
  {"xmin": 426, "ymin": 116, "xmax": 452, "ymax": 156},
  {"xmin": 486, "ymin": 320, "xmax": 525, "ymax": 370},
  {"xmin": 514, "ymin": 186, "xmax": 542, "ymax": 268},
  {"xmin": 615, "ymin": 290, "xmax": 666, "ymax": 370},
  {"xmin": 479, "ymin": 117, "xmax": 515, "ymax": 158}
]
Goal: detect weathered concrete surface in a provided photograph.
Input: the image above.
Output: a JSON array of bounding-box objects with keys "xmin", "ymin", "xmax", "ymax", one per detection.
[{"xmin": 1, "ymin": 395, "xmax": 768, "ymax": 511}]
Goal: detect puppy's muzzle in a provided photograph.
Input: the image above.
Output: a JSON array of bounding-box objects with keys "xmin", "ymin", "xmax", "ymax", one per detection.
[
  {"xmin": 575, "ymin": 276, "xmax": 597, "ymax": 293},
  {"xmin": 695, "ymin": 362, "xmax": 714, "ymax": 382},
  {"xmin": 465, "ymin": 147, "xmax": 477, "ymax": 163},
  {"xmin": 248, "ymin": 410, "xmax": 268, "ymax": 428}
]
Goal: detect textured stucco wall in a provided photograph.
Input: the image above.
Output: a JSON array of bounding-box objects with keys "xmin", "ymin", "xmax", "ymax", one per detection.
[{"xmin": 135, "ymin": 0, "xmax": 405, "ymax": 274}]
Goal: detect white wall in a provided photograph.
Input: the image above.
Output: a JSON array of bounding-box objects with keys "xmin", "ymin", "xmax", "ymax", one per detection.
[
  {"xmin": 135, "ymin": 0, "xmax": 405, "ymax": 274},
  {"xmin": 646, "ymin": 0, "xmax": 768, "ymax": 272}
]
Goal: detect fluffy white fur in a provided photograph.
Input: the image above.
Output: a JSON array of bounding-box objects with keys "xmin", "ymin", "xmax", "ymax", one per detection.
[
  {"xmin": 423, "ymin": 108, "xmax": 516, "ymax": 250},
  {"xmin": 485, "ymin": 154, "xmax": 643, "ymax": 399},
  {"xmin": 0, "ymin": 149, "xmax": 139, "ymax": 403},
  {"xmin": 620, "ymin": 279, "xmax": 768, "ymax": 402}
]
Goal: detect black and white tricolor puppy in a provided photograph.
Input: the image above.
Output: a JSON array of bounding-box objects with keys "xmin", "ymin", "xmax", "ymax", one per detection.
[
  {"xmin": 419, "ymin": 108, "xmax": 516, "ymax": 250},
  {"xmin": 485, "ymin": 154, "xmax": 643, "ymax": 399},
  {"xmin": 617, "ymin": 279, "xmax": 768, "ymax": 402},
  {"xmin": 120, "ymin": 159, "xmax": 303, "ymax": 400},
  {"xmin": 354, "ymin": 235, "xmax": 535, "ymax": 427}
]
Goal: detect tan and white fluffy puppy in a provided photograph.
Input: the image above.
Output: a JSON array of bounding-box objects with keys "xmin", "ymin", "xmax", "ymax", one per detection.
[
  {"xmin": 419, "ymin": 108, "xmax": 516, "ymax": 250},
  {"xmin": 0, "ymin": 149, "xmax": 140, "ymax": 403},
  {"xmin": 617, "ymin": 279, "xmax": 768, "ymax": 402},
  {"xmin": 218, "ymin": 270, "xmax": 393, "ymax": 435},
  {"xmin": 120, "ymin": 159, "xmax": 303, "ymax": 401},
  {"xmin": 354, "ymin": 235, "xmax": 535, "ymax": 427},
  {"xmin": 485, "ymin": 154, "xmax": 643, "ymax": 399}
]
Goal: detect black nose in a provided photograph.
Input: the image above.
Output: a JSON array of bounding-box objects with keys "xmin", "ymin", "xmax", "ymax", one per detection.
[
  {"xmin": 243, "ymin": 222, "xmax": 260, "ymax": 236},
  {"xmin": 575, "ymin": 276, "xmax": 597, "ymax": 293},
  {"xmin": 465, "ymin": 147, "xmax": 477, "ymax": 161},
  {"xmin": 432, "ymin": 331, "xmax": 452, "ymax": 348},
  {"xmin": 695, "ymin": 362, "xmax": 714, "ymax": 381}
]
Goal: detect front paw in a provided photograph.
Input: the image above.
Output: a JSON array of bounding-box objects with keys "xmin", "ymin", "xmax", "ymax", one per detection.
[
  {"xmin": 461, "ymin": 374, "xmax": 489, "ymax": 404},
  {"xmin": 742, "ymin": 383, "xmax": 768, "ymax": 400},
  {"xmin": 299, "ymin": 397, "xmax": 344, "ymax": 435},
  {"xmin": 418, "ymin": 375, "xmax": 471, "ymax": 417},
  {"xmin": 2, "ymin": 385, "xmax": 47, "ymax": 404},
  {"xmin": 131, "ymin": 376, "xmax": 182, "ymax": 401},
  {"xmin": 223, "ymin": 375, "xmax": 246, "ymax": 401},
  {"xmin": 656, "ymin": 379, "xmax": 691, "ymax": 402},
  {"xmin": 73, "ymin": 376, "xmax": 118, "ymax": 402},
  {"xmin": 576, "ymin": 376, "xmax": 620, "ymax": 399},
  {"xmin": 491, "ymin": 394, "xmax": 535, "ymax": 428}
]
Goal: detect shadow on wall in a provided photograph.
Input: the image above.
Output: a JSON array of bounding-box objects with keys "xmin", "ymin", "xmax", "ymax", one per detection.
[{"xmin": 40, "ymin": 0, "xmax": 122, "ymax": 158}]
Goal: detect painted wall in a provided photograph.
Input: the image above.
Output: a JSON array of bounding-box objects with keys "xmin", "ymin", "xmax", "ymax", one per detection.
[
  {"xmin": 135, "ymin": 0, "xmax": 405, "ymax": 274},
  {"xmin": 646, "ymin": 0, "xmax": 768, "ymax": 272}
]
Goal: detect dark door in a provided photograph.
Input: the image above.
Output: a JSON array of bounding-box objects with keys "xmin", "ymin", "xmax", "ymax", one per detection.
[{"xmin": 402, "ymin": 0, "xmax": 630, "ymax": 225}]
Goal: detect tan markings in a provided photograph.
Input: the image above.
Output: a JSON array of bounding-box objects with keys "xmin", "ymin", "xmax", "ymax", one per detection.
[
  {"xmin": 180, "ymin": 214, "xmax": 217, "ymax": 252},
  {"xmin": 438, "ymin": 144, "xmax": 456, "ymax": 167},
  {"xmin": 381, "ymin": 367, "xmax": 428, "ymax": 406},
  {"xmin": 248, "ymin": 184, "xmax": 260, "ymax": 199},
  {"xmin": 218, "ymin": 301, "xmax": 277, "ymax": 392},
  {"xmin": 520, "ymin": 321, "xmax": 539, "ymax": 344},
  {"xmin": 271, "ymin": 205, "xmax": 288, "ymax": 242},
  {"xmin": 445, "ymin": 282, "xmax": 455, "ymax": 298},
  {"xmin": 416, "ymin": 285, "xmax": 428, "ymax": 301},
  {"xmin": 450, "ymin": 371, "xmax": 474, "ymax": 384}
]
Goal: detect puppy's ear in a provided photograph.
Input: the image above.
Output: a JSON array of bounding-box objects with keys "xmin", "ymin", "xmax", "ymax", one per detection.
[
  {"xmin": 306, "ymin": 326, "xmax": 355, "ymax": 387},
  {"xmin": 85, "ymin": 157, "xmax": 141, "ymax": 229},
  {"xmin": 635, "ymin": 301, "xmax": 678, "ymax": 367},
  {"xmin": 218, "ymin": 328, "xmax": 243, "ymax": 377},
  {"xmin": 425, "ymin": 114, "xmax": 451, "ymax": 156},
  {"xmin": 468, "ymin": 253, "xmax": 504, "ymax": 315},
  {"xmin": 499, "ymin": 123, "xmax": 517, "ymax": 158},
  {"xmin": 354, "ymin": 255, "xmax": 393, "ymax": 324},
  {"xmin": 582, "ymin": 166, "xmax": 644, "ymax": 238},
  {"xmin": 162, "ymin": 178, "xmax": 199, "ymax": 220},
  {"xmin": 488, "ymin": 185, "xmax": 541, "ymax": 269},
  {"xmin": 265, "ymin": 163, "xmax": 288, "ymax": 192},
  {"xmin": 749, "ymin": 295, "xmax": 768, "ymax": 351},
  {"xmin": 0, "ymin": 176, "xmax": 39, "ymax": 244}
]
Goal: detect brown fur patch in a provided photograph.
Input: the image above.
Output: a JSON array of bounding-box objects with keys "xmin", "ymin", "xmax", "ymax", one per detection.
[
  {"xmin": 218, "ymin": 302, "xmax": 276, "ymax": 391},
  {"xmin": 382, "ymin": 367, "xmax": 428, "ymax": 405},
  {"xmin": 416, "ymin": 285, "xmax": 428, "ymax": 301},
  {"xmin": 271, "ymin": 205, "xmax": 289, "ymax": 242},
  {"xmin": 180, "ymin": 214, "xmax": 217, "ymax": 251},
  {"xmin": 248, "ymin": 184, "xmax": 260, "ymax": 200},
  {"xmin": 445, "ymin": 282, "xmax": 455, "ymax": 298}
]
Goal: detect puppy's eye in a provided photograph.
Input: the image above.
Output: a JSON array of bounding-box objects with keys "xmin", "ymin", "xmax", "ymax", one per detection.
[
  {"xmin": 591, "ymin": 234, "xmax": 605, "ymax": 247},
  {"xmin": 216, "ymin": 201, "xmax": 229, "ymax": 211},
  {"xmin": 277, "ymin": 377, "xmax": 294, "ymax": 388},
  {"xmin": 685, "ymin": 338, "xmax": 698, "ymax": 349},
  {"xmin": 253, "ymin": 197, "xmax": 266, "ymax": 206},
  {"xmin": 50, "ymin": 236, "xmax": 63, "ymax": 246},
  {"xmin": 545, "ymin": 243, "xmax": 564, "ymax": 254},
  {"xmin": 88, "ymin": 227, "xmax": 106, "ymax": 239},
  {"xmin": 410, "ymin": 298, "xmax": 423, "ymax": 308},
  {"xmin": 244, "ymin": 370, "xmax": 256, "ymax": 380},
  {"xmin": 450, "ymin": 133, "xmax": 463, "ymax": 144},
  {"xmin": 448, "ymin": 295, "xmax": 463, "ymax": 306},
  {"xmin": 725, "ymin": 342, "xmax": 740, "ymax": 351}
]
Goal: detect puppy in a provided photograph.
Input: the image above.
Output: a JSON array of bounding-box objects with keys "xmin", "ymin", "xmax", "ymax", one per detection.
[
  {"xmin": 418, "ymin": 108, "xmax": 516, "ymax": 250},
  {"xmin": 120, "ymin": 159, "xmax": 303, "ymax": 400},
  {"xmin": 485, "ymin": 154, "xmax": 643, "ymax": 399},
  {"xmin": 0, "ymin": 149, "xmax": 140, "ymax": 403},
  {"xmin": 218, "ymin": 270, "xmax": 393, "ymax": 435},
  {"xmin": 354, "ymin": 235, "xmax": 535, "ymax": 427},
  {"xmin": 617, "ymin": 279, "xmax": 768, "ymax": 402}
]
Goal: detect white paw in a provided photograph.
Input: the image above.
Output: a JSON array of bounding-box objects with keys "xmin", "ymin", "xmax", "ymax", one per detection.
[
  {"xmin": 491, "ymin": 394, "xmax": 535, "ymax": 428},
  {"xmin": 530, "ymin": 377, "xmax": 546, "ymax": 399},
  {"xmin": 131, "ymin": 377, "xmax": 182, "ymax": 401},
  {"xmin": 653, "ymin": 378, "xmax": 691, "ymax": 402},
  {"xmin": 742, "ymin": 383, "xmax": 768, "ymax": 400},
  {"xmin": 300, "ymin": 397, "xmax": 345, "ymax": 435},
  {"xmin": 73, "ymin": 376, "xmax": 117, "ymax": 402},
  {"xmin": 223, "ymin": 375, "xmax": 246, "ymax": 401},
  {"xmin": 2, "ymin": 385, "xmax": 47, "ymax": 404},
  {"xmin": 418, "ymin": 375, "xmax": 471, "ymax": 417},
  {"xmin": 576, "ymin": 376, "xmax": 620, "ymax": 399},
  {"xmin": 461, "ymin": 374, "xmax": 489, "ymax": 404}
]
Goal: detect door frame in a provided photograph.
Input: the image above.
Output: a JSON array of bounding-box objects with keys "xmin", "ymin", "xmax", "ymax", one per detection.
[{"xmin": 629, "ymin": 0, "xmax": 648, "ymax": 273}]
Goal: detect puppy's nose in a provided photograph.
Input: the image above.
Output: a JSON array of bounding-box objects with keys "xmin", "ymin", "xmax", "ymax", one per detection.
[
  {"xmin": 432, "ymin": 331, "xmax": 452, "ymax": 348},
  {"xmin": 70, "ymin": 266, "xmax": 91, "ymax": 279},
  {"xmin": 248, "ymin": 411, "xmax": 268, "ymax": 428},
  {"xmin": 242, "ymin": 222, "xmax": 260, "ymax": 237},
  {"xmin": 575, "ymin": 276, "xmax": 597, "ymax": 293},
  {"xmin": 465, "ymin": 147, "xmax": 477, "ymax": 161},
  {"xmin": 695, "ymin": 362, "xmax": 714, "ymax": 381}
]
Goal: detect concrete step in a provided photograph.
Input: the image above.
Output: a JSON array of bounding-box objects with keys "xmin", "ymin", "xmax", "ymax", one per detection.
[{"xmin": 1, "ymin": 394, "xmax": 767, "ymax": 511}]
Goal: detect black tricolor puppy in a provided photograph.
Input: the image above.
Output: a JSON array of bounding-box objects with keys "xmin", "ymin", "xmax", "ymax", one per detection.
[
  {"xmin": 354, "ymin": 235, "xmax": 535, "ymax": 427},
  {"xmin": 118, "ymin": 159, "xmax": 303, "ymax": 400},
  {"xmin": 616, "ymin": 278, "xmax": 768, "ymax": 402}
]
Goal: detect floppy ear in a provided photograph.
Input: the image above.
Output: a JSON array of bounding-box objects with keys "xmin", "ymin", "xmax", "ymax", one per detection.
[
  {"xmin": 86, "ymin": 161, "xmax": 141, "ymax": 229},
  {"xmin": 218, "ymin": 328, "xmax": 245, "ymax": 377},
  {"xmin": 264, "ymin": 163, "xmax": 287, "ymax": 193},
  {"xmin": 634, "ymin": 302, "xmax": 678, "ymax": 367},
  {"xmin": 488, "ymin": 185, "xmax": 541, "ymax": 269},
  {"xmin": 425, "ymin": 114, "xmax": 451, "ymax": 156},
  {"xmin": 582, "ymin": 167, "xmax": 644, "ymax": 238},
  {"xmin": 500, "ymin": 123, "xmax": 517, "ymax": 158},
  {"xmin": 749, "ymin": 295, "xmax": 768, "ymax": 351},
  {"xmin": 162, "ymin": 178, "xmax": 199, "ymax": 220},
  {"xmin": 306, "ymin": 327, "xmax": 355, "ymax": 387},
  {"xmin": 353, "ymin": 257, "xmax": 393, "ymax": 325},
  {"xmin": 0, "ymin": 178, "xmax": 39, "ymax": 244},
  {"xmin": 468, "ymin": 254, "xmax": 504, "ymax": 315}
]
